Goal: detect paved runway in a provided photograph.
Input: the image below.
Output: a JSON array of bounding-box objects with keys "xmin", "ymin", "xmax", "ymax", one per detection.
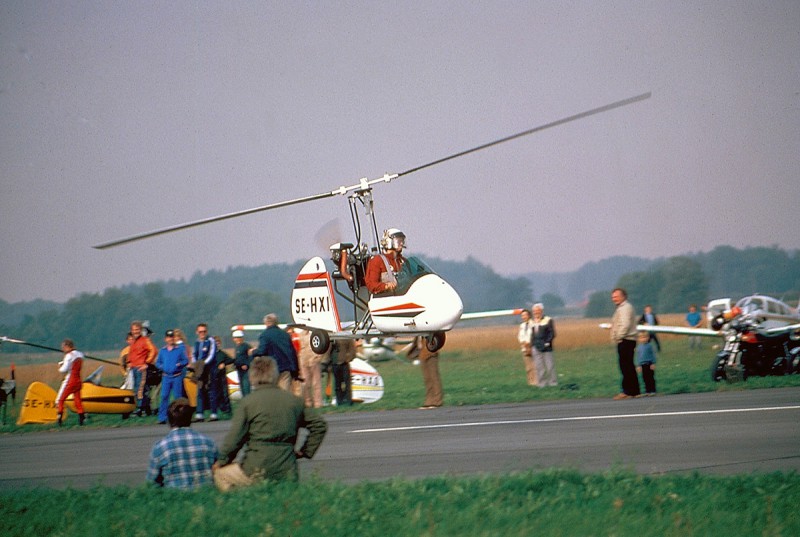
[{"xmin": 1, "ymin": 388, "xmax": 798, "ymax": 489}]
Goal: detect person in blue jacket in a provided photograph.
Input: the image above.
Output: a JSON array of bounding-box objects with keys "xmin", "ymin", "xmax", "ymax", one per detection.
[
  {"xmin": 252, "ymin": 313, "xmax": 299, "ymax": 392},
  {"xmin": 193, "ymin": 323, "xmax": 218, "ymax": 422},
  {"xmin": 156, "ymin": 330, "xmax": 189, "ymax": 424}
]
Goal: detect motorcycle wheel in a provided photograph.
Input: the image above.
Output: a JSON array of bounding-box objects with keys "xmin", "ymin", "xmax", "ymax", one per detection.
[{"xmin": 710, "ymin": 354, "xmax": 727, "ymax": 382}]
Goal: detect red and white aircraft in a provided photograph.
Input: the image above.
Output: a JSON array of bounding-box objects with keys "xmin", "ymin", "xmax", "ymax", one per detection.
[{"xmin": 94, "ymin": 93, "xmax": 649, "ymax": 357}]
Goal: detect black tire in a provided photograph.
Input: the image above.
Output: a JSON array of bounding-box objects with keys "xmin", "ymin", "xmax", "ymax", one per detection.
[
  {"xmin": 426, "ymin": 331, "xmax": 446, "ymax": 352},
  {"xmin": 710, "ymin": 353, "xmax": 727, "ymax": 382},
  {"xmin": 310, "ymin": 330, "xmax": 331, "ymax": 354}
]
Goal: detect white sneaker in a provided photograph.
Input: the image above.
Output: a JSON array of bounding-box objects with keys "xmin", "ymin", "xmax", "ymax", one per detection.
[{"xmin": 209, "ymin": 413, "xmax": 219, "ymax": 421}]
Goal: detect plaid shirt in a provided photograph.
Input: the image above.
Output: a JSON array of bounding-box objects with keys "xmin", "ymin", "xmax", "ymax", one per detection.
[{"xmin": 147, "ymin": 427, "xmax": 218, "ymax": 489}]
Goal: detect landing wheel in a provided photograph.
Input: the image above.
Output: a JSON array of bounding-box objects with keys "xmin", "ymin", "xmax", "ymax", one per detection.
[
  {"xmin": 310, "ymin": 330, "xmax": 331, "ymax": 354},
  {"xmin": 426, "ymin": 331, "xmax": 446, "ymax": 352}
]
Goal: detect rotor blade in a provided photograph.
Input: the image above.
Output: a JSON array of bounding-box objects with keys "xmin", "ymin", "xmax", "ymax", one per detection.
[
  {"xmin": 398, "ymin": 92, "xmax": 651, "ymax": 177},
  {"xmin": 93, "ymin": 189, "xmax": 342, "ymax": 249},
  {"xmin": 94, "ymin": 92, "xmax": 649, "ymax": 249},
  {"xmin": 0, "ymin": 336, "xmax": 119, "ymax": 366}
]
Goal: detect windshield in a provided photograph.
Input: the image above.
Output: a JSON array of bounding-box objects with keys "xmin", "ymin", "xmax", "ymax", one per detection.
[
  {"xmin": 735, "ymin": 297, "xmax": 763, "ymax": 316},
  {"xmin": 394, "ymin": 256, "xmax": 435, "ymax": 295}
]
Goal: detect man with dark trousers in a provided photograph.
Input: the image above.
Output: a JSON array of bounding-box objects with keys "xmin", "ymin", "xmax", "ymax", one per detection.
[
  {"xmin": 252, "ymin": 313, "xmax": 299, "ymax": 392},
  {"xmin": 610, "ymin": 288, "xmax": 640, "ymax": 399}
]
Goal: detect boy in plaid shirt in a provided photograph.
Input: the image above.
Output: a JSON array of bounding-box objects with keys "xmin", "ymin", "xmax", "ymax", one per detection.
[{"xmin": 147, "ymin": 398, "xmax": 218, "ymax": 489}]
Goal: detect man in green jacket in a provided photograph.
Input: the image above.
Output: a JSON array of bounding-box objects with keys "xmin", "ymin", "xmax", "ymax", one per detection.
[{"xmin": 213, "ymin": 356, "xmax": 327, "ymax": 490}]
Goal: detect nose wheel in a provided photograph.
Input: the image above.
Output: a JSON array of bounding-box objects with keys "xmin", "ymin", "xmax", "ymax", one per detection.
[{"xmin": 425, "ymin": 331, "xmax": 446, "ymax": 352}]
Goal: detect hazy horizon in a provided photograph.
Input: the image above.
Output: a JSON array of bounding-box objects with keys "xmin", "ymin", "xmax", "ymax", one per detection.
[{"xmin": 3, "ymin": 2, "xmax": 798, "ymax": 303}]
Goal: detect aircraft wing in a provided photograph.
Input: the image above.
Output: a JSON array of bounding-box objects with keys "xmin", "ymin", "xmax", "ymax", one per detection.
[
  {"xmin": 765, "ymin": 323, "xmax": 800, "ymax": 335},
  {"xmin": 233, "ymin": 310, "xmax": 523, "ymax": 334},
  {"xmin": 460, "ymin": 308, "xmax": 523, "ymax": 320},
  {"xmin": 598, "ymin": 323, "xmax": 721, "ymax": 337}
]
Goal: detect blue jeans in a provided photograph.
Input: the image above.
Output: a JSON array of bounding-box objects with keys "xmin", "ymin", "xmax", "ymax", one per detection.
[
  {"xmin": 158, "ymin": 372, "xmax": 185, "ymax": 422},
  {"xmin": 196, "ymin": 367, "xmax": 219, "ymax": 416},
  {"xmin": 131, "ymin": 367, "xmax": 146, "ymax": 411}
]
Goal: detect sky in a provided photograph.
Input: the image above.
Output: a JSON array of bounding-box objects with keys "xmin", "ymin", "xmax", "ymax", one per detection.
[{"xmin": 1, "ymin": 1, "xmax": 798, "ymax": 304}]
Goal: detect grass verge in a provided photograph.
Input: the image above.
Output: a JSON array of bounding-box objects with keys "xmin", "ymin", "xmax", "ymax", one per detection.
[{"xmin": 1, "ymin": 469, "xmax": 798, "ymax": 537}]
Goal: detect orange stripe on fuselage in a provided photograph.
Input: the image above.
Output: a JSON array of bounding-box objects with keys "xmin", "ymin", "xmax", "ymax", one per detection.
[
  {"xmin": 371, "ymin": 303, "xmax": 424, "ymax": 314},
  {"xmin": 296, "ymin": 272, "xmax": 328, "ymax": 282}
]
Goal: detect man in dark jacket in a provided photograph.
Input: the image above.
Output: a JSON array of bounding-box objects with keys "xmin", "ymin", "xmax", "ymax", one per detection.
[
  {"xmin": 252, "ymin": 313, "xmax": 299, "ymax": 392},
  {"xmin": 213, "ymin": 356, "xmax": 327, "ymax": 490}
]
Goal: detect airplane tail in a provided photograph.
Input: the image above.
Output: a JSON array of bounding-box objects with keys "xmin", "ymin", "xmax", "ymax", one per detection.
[
  {"xmin": 291, "ymin": 257, "xmax": 342, "ymax": 332},
  {"xmin": 17, "ymin": 382, "xmax": 58, "ymax": 425}
]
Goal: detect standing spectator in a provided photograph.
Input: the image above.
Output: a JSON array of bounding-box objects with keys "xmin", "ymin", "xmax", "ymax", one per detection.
[
  {"xmin": 686, "ymin": 304, "xmax": 703, "ymax": 349},
  {"xmin": 408, "ymin": 337, "xmax": 444, "ymax": 409},
  {"xmin": 287, "ymin": 327, "xmax": 304, "ymax": 397},
  {"xmin": 610, "ymin": 288, "xmax": 640, "ymax": 399},
  {"xmin": 296, "ymin": 329, "xmax": 325, "ymax": 408},
  {"xmin": 119, "ymin": 332, "xmax": 134, "ymax": 389},
  {"xmin": 193, "ymin": 323, "xmax": 218, "ymax": 422},
  {"xmin": 252, "ymin": 313, "xmax": 299, "ymax": 392},
  {"xmin": 638, "ymin": 304, "xmax": 661, "ymax": 352},
  {"xmin": 173, "ymin": 328, "xmax": 193, "ymax": 363},
  {"xmin": 517, "ymin": 309, "xmax": 536, "ymax": 386},
  {"xmin": 330, "ymin": 339, "xmax": 356, "ymax": 406},
  {"xmin": 56, "ymin": 339, "xmax": 86, "ymax": 426},
  {"xmin": 636, "ymin": 330, "xmax": 657, "ymax": 396},
  {"xmin": 531, "ymin": 303, "xmax": 557, "ymax": 387},
  {"xmin": 155, "ymin": 330, "xmax": 189, "ymax": 425},
  {"xmin": 232, "ymin": 330, "xmax": 252, "ymax": 397},
  {"xmin": 147, "ymin": 398, "xmax": 218, "ymax": 489},
  {"xmin": 213, "ymin": 357, "xmax": 327, "ymax": 490},
  {"xmin": 213, "ymin": 335, "xmax": 233, "ymax": 415},
  {"xmin": 128, "ymin": 320, "xmax": 157, "ymax": 417}
]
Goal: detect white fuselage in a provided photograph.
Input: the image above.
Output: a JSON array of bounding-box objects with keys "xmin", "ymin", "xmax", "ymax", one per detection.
[{"xmin": 368, "ymin": 273, "xmax": 463, "ymax": 334}]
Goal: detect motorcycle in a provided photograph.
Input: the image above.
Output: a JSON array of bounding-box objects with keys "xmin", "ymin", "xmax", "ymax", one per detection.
[{"xmin": 710, "ymin": 315, "xmax": 800, "ymax": 382}]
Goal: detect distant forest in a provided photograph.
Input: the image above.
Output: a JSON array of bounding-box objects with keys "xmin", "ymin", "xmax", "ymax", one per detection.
[{"xmin": 0, "ymin": 245, "xmax": 798, "ymax": 352}]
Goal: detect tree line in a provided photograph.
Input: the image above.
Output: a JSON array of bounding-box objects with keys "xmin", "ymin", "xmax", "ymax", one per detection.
[
  {"xmin": 0, "ymin": 256, "xmax": 533, "ymax": 353},
  {"xmin": 584, "ymin": 246, "xmax": 800, "ymax": 318},
  {"xmin": 2, "ymin": 245, "xmax": 797, "ymax": 351}
]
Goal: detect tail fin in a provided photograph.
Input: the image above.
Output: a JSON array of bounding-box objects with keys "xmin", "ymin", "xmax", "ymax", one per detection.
[
  {"xmin": 291, "ymin": 257, "xmax": 341, "ymax": 332},
  {"xmin": 17, "ymin": 381, "xmax": 58, "ymax": 425}
]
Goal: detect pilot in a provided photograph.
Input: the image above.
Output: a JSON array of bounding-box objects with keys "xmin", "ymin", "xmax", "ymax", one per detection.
[{"xmin": 365, "ymin": 228, "xmax": 406, "ymax": 294}]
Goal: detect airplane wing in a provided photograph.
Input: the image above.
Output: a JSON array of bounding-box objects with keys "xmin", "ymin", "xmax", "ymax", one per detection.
[
  {"xmin": 233, "ymin": 309, "xmax": 523, "ymax": 334},
  {"xmin": 765, "ymin": 323, "xmax": 800, "ymax": 335},
  {"xmin": 597, "ymin": 324, "xmax": 721, "ymax": 337},
  {"xmin": 460, "ymin": 308, "xmax": 524, "ymax": 320}
]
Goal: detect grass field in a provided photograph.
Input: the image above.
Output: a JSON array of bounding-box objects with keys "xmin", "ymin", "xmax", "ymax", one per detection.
[
  {"xmin": 3, "ymin": 315, "xmax": 800, "ymax": 425},
  {"xmin": 2, "ymin": 318, "xmax": 799, "ymax": 536}
]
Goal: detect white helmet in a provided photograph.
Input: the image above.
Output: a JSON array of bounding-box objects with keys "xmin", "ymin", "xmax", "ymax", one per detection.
[
  {"xmin": 381, "ymin": 228, "xmax": 406, "ymax": 251},
  {"xmin": 232, "ymin": 329, "xmax": 244, "ymax": 338}
]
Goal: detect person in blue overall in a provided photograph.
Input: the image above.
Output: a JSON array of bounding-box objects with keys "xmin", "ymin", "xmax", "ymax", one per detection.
[{"xmin": 156, "ymin": 330, "xmax": 189, "ymax": 424}]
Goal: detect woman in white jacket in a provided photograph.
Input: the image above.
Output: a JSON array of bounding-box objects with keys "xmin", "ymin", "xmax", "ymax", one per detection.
[{"xmin": 517, "ymin": 309, "xmax": 536, "ymax": 386}]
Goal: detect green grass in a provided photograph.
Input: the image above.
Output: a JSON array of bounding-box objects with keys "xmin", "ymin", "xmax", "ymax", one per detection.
[
  {"xmin": 2, "ymin": 470, "xmax": 798, "ymax": 536},
  {"xmin": 3, "ymin": 342, "xmax": 800, "ymax": 536},
  {"xmin": 366, "ymin": 341, "xmax": 800, "ymax": 410},
  {"xmin": 3, "ymin": 340, "xmax": 800, "ymax": 430}
]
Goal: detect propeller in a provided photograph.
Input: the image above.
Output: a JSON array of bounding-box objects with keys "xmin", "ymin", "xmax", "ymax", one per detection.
[
  {"xmin": 94, "ymin": 92, "xmax": 650, "ymax": 250},
  {"xmin": 314, "ymin": 217, "xmax": 345, "ymax": 253}
]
